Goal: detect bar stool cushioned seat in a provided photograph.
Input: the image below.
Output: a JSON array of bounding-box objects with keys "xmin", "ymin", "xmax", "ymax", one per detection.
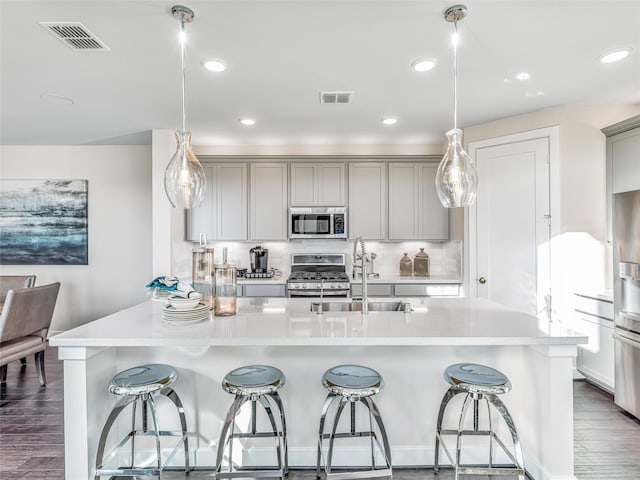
[
  {"xmin": 216, "ymin": 365, "xmax": 288, "ymax": 480},
  {"xmin": 317, "ymin": 364, "xmax": 392, "ymax": 480},
  {"xmin": 434, "ymin": 362, "xmax": 524, "ymax": 480},
  {"xmin": 95, "ymin": 364, "xmax": 190, "ymax": 479}
]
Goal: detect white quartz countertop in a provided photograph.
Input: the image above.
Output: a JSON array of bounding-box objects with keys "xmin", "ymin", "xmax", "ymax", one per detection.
[{"xmin": 50, "ymin": 297, "xmax": 586, "ymax": 348}]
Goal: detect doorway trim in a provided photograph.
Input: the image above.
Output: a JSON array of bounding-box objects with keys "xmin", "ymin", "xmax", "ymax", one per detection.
[{"xmin": 465, "ymin": 125, "xmax": 561, "ymax": 299}]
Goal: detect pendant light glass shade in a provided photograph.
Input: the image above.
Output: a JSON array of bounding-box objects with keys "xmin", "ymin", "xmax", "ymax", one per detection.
[
  {"xmin": 435, "ymin": 128, "xmax": 478, "ymax": 208},
  {"xmin": 435, "ymin": 4, "xmax": 478, "ymax": 208},
  {"xmin": 165, "ymin": 130, "xmax": 206, "ymax": 209},
  {"xmin": 164, "ymin": 5, "xmax": 206, "ymax": 209}
]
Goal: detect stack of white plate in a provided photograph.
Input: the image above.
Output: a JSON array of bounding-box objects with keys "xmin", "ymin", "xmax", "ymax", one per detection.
[{"xmin": 162, "ymin": 303, "xmax": 210, "ymax": 324}]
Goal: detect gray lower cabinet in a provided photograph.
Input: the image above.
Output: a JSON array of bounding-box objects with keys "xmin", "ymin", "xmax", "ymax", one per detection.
[
  {"xmin": 394, "ymin": 284, "xmax": 460, "ymax": 297},
  {"xmin": 240, "ymin": 284, "xmax": 287, "ymax": 297},
  {"xmin": 351, "ymin": 283, "xmax": 460, "ymax": 297},
  {"xmin": 573, "ymin": 293, "xmax": 614, "ymax": 393},
  {"xmin": 351, "ymin": 283, "xmax": 393, "ymax": 297}
]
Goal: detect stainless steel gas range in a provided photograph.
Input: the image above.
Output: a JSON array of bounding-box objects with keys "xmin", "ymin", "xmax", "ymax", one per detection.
[{"xmin": 287, "ymin": 254, "xmax": 351, "ymax": 297}]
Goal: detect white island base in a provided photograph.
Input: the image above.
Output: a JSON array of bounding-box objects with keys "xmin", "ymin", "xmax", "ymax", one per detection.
[{"xmin": 51, "ymin": 297, "xmax": 586, "ymax": 480}]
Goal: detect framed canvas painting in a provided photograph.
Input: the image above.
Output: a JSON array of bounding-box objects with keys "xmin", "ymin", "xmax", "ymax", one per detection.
[{"xmin": 0, "ymin": 179, "xmax": 88, "ymax": 265}]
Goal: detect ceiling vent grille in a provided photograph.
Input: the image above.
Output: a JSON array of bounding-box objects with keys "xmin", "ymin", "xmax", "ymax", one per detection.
[
  {"xmin": 39, "ymin": 22, "xmax": 110, "ymax": 51},
  {"xmin": 320, "ymin": 91, "xmax": 353, "ymax": 104}
]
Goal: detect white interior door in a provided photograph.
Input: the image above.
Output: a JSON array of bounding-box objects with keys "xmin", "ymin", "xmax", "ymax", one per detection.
[{"xmin": 469, "ymin": 136, "xmax": 551, "ymax": 316}]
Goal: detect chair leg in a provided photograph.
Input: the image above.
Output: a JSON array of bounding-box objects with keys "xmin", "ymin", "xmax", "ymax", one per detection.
[
  {"xmin": 434, "ymin": 387, "xmax": 459, "ymax": 473},
  {"xmin": 271, "ymin": 392, "xmax": 289, "ymax": 475},
  {"xmin": 95, "ymin": 395, "xmax": 138, "ymax": 480},
  {"xmin": 361, "ymin": 396, "xmax": 392, "ymax": 472},
  {"xmin": 326, "ymin": 396, "xmax": 349, "ymax": 474},
  {"xmin": 216, "ymin": 395, "xmax": 248, "ymax": 474},
  {"xmin": 34, "ymin": 350, "xmax": 46, "ymax": 386},
  {"xmin": 317, "ymin": 393, "xmax": 338, "ymax": 478},
  {"xmin": 0, "ymin": 365, "xmax": 7, "ymax": 384},
  {"xmin": 160, "ymin": 386, "xmax": 191, "ymax": 474}
]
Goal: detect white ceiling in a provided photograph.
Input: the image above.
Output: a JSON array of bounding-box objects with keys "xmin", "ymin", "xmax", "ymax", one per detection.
[{"xmin": 1, "ymin": 0, "xmax": 639, "ymax": 147}]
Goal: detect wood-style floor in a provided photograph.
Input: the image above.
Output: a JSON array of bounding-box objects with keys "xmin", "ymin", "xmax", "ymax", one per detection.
[{"xmin": 1, "ymin": 347, "xmax": 639, "ymax": 479}]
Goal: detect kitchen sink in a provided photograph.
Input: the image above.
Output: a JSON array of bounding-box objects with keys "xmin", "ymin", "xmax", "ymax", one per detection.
[{"xmin": 311, "ymin": 301, "xmax": 412, "ymax": 313}]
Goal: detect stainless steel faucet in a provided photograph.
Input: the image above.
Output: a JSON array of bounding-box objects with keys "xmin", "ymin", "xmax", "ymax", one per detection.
[{"xmin": 352, "ymin": 235, "xmax": 368, "ymax": 315}]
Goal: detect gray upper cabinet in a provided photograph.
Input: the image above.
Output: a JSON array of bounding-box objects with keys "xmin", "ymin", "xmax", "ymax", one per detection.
[
  {"xmin": 603, "ymin": 115, "xmax": 640, "ymax": 242},
  {"xmin": 186, "ymin": 163, "xmax": 248, "ymax": 242},
  {"xmin": 349, "ymin": 162, "xmax": 387, "ymax": 239},
  {"xmin": 290, "ymin": 162, "xmax": 346, "ymax": 206},
  {"xmin": 388, "ymin": 163, "xmax": 448, "ymax": 240},
  {"xmin": 250, "ymin": 163, "xmax": 288, "ymax": 240}
]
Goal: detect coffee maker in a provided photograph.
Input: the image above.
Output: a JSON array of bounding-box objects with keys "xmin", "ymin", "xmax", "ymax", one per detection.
[{"xmin": 249, "ymin": 245, "xmax": 269, "ymax": 273}]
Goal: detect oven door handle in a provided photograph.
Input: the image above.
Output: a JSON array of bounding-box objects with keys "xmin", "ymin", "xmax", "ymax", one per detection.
[{"xmin": 613, "ymin": 329, "xmax": 640, "ymax": 346}]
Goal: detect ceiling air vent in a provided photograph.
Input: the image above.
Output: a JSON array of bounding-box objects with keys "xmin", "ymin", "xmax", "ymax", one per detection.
[
  {"xmin": 320, "ymin": 91, "xmax": 353, "ymax": 104},
  {"xmin": 39, "ymin": 22, "xmax": 110, "ymax": 51}
]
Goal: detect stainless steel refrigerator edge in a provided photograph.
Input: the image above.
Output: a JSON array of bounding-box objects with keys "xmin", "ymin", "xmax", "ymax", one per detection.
[{"xmin": 613, "ymin": 189, "xmax": 640, "ymax": 419}]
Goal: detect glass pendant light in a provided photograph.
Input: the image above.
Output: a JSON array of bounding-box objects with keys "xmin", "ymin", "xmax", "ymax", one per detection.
[
  {"xmin": 164, "ymin": 5, "xmax": 206, "ymax": 209},
  {"xmin": 435, "ymin": 5, "xmax": 478, "ymax": 208}
]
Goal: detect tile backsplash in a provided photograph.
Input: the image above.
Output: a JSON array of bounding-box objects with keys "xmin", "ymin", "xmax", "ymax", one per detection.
[{"xmin": 173, "ymin": 239, "xmax": 461, "ymax": 280}]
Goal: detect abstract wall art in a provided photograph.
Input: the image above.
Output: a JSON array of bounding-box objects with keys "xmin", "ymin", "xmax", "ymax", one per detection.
[{"xmin": 0, "ymin": 179, "xmax": 88, "ymax": 265}]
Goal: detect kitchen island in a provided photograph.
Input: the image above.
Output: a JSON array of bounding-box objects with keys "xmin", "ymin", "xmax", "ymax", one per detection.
[{"xmin": 51, "ymin": 297, "xmax": 586, "ymax": 480}]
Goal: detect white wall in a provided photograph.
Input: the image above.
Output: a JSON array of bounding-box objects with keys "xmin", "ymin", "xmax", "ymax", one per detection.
[
  {"xmin": 462, "ymin": 104, "xmax": 640, "ymax": 320},
  {"xmin": 0, "ymin": 145, "xmax": 152, "ymax": 333}
]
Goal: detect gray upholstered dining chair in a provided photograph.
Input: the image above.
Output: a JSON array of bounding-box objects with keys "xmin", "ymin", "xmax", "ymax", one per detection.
[
  {"xmin": 0, "ymin": 275, "xmax": 36, "ymax": 305},
  {"xmin": 0, "ymin": 282, "xmax": 60, "ymax": 386}
]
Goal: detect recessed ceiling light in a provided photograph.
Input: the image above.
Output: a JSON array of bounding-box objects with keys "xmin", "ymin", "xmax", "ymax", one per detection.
[
  {"xmin": 239, "ymin": 118, "xmax": 256, "ymax": 126},
  {"xmin": 411, "ymin": 58, "xmax": 437, "ymax": 72},
  {"xmin": 515, "ymin": 72, "xmax": 530, "ymax": 81},
  {"xmin": 40, "ymin": 93, "xmax": 74, "ymax": 105},
  {"xmin": 201, "ymin": 58, "xmax": 226, "ymax": 72},
  {"xmin": 381, "ymin": 117, "xmax": 397, "ymax": 125},
  {"xmin": 600, "ymin": 48, "xmax": 631, "ymax": 64}
]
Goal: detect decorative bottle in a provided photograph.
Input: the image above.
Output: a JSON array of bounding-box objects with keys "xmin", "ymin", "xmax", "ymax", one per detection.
[
  {"xmin": 414, "ymin": 248, "xmax": 430, "ymax": 277},
  {"xmin": 399, "ymin": 253, "xmax": 413, "ymax": 276},
  {"xmin": 214, "ymin": 247, "xmax": 237, "ymax": 316}
]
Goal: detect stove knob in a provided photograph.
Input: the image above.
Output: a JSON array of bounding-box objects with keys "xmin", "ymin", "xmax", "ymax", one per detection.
[{"xmin": 302, "ymin": 284, "xmax": 307, "ymax": 289}]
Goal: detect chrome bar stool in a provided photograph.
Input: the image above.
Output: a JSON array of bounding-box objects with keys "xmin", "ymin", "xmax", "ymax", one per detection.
[
  {"xmin": 94, "ymin": 364, "xmax": 190, "ymax": 479},
  {"xmin": 216, "ymin": 365, "xmax": 288, "ymax": 479},
  {"xmin": 316, "ymin": 364, "xmax": 392, "ymax": 480},
  {"xmin": 434, "ymin": 363, "xmax": 524, "ymax": 479}
]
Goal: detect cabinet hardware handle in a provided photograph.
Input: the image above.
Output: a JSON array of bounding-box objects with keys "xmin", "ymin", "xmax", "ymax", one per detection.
[{"xmin": 478, "ymin": 277, "xmax": 487, "ymax": 284}]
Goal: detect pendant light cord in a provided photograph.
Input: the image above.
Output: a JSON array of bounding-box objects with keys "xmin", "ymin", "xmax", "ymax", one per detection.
[
  {"xmin": 453, "ymin": 16, "xmax": 458, "ymax": 130},
  {"xmin": 180, "ymin": 18, "xmax": 187, "ymax": 132}
]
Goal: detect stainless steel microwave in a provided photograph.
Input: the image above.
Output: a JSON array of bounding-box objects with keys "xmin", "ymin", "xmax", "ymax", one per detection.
[{"xmin": 289, "ymin": 207, "xmax": 347, "ymax": 239}]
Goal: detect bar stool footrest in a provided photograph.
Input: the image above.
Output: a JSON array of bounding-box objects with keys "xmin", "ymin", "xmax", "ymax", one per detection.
[
  {"xmin": 95, "ymin": 430, "xmax": 190, "ymax": 477},
  {"xmin": 326, "ymin": 467, "xmax": 392, "ymax": 480}
]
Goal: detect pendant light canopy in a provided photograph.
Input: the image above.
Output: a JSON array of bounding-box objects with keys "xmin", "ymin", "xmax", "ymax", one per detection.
[
  {"xmin": 435, "ymin": 5, "xmax": 478, "ymax": 208},
  {"xmin": 164, "ymin": 5, "xmax": 206, "ymax": 210}
]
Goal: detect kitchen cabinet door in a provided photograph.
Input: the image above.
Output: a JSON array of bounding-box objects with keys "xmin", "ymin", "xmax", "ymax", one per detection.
[
  {"xmin": 250, "ymin": 163, "xmax": 288, "ymax": 240},
  {"xmin": 217, "ymin": 163, "xmax": 248, "ymax": 240},
  {"xmin": 419, "ymin": 164, "xmax": 449, "ymax": 239},
  {"xmin": 603, "ymin": 116, "xmax": 640, "ymax": 242},
  {"xmin": 186, "ymin": 165, "xmax": 215, "ymax": 243},
  {"xmin": 318, "ymin": 163, "xmax": 346, "ymax": 205},
  {"xmin": 349, "ymin": 163, "xmax": 387, "ymax": 239},
  {"xmin": 290, "ymin": 163, "xmax": 346, "ymax": 206},
  {"xmin": 388, "ymin": 163, "xmax": 419, "ymax": 239},
  {"xmin": 388, "ymin": 163, "xmax": 448, "ymax": 240},
  {"xmin": 186, "ymin": 163, "xmax": 247, "ymax": 242}
]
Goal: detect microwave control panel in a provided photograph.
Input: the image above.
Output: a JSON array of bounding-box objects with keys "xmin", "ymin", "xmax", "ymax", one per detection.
[{"xmin": 334, "ymin": 215, "xmax": 345, "ymax": 234}]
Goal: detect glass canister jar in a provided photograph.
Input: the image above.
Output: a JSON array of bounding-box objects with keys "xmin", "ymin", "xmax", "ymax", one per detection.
[
  {"xmin": 414, "ymin": 248, "xmax": 430, "ymax": 277},
  {"xmin": 399, "ymin": 253, "xmax": 413, "ymax": 276},
  {"xmin": 214, "ymin": 248, "xmax": 237, "ymax": 316},
  {"xmin": 192, "ymin": 247, "xmax": 214, "ymax": 307}
]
